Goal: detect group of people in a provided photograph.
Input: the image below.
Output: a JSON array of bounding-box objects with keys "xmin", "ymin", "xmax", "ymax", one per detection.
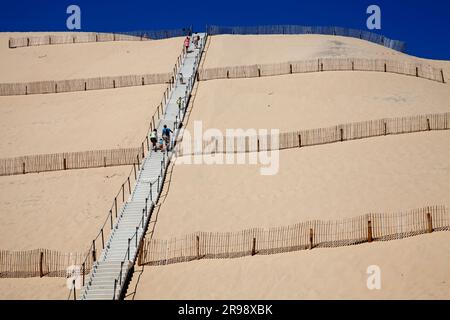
[
  {"xmin": 184, "ymin": 33, "xmax": 201, "ymax": 52},
  {"xmin": 149, "ymin": 125, "xmax": 173, "ymax": 152}
]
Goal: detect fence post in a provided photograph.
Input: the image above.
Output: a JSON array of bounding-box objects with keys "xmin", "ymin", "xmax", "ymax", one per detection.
[
  {"xmin": 257, "ymin": 139, "xmax": 260, "ymax": 152},
  {"xmin": 73, "ymin": 279, "xmax": 76, "ymax": 300},
  {"xmin": 298, "ymin": 134, "xmax": 302, "ymax": 148},
  {"xmin": 384, "ymin": 63, "xmax": 387, "ymax": 73},
  {"xmin": 84, "ymin": 82, "xmax": 87, "ymax": 91},
  {"xmin": 441, "ymin": 69, "xmax": 445, "ymax": 83},
  {"xmin": 146, "ymin": 136, "xmax": 150, "ymax": 151},
  {"xmin": 384, "ymin": 122, "xmax": 387, "ymax": 135},
  {"xmin": 133, "ymin": 163, "xmax": 137, "ymax": 180},
  {"xmin": 226, "ymin": 70, "xmax": 229, "ymax": 79},
  {"xmin": 142, "ymin": 142, "xmax": 145, "ymax": 158},
  {"xmin": 113, "ymin": 80, "xmax": 116, "ymax": 88},
  {"xmin": 368, "ymin": 221, "xmax": 373, "ymax": 243},
  {"xmin": 309, "ymin": 228, "xmax": 314, "ymax": 249},
  {"xmin": 128, "ymin": 177, "xmax": 131, "ymax": 194},
  {"xmin": 427, "ymin": 213, "xmax": 433, "ymax": 233},
  {"xmin": 55, "ymin": 83, "xmax": 58, "ymax": 93},
  {"xmin": 258, "ymin": 68, "xmax": 261, "ymax": 77},
  {"xmin": 22, "ymin": 162, "xmax": 26, "ymax": 174},
  {"xmin": 416, "ymin": 66, "xmax": 419, "ymax": 77},
  {"xmin": 39, "ymin": 251, "xmax": 44, "ymax": 277},
  {"xmin": 137, "ymin": 154, "xmax": 140, "ymax": 168},
  {"xmin": 251, "ymin": 237, "xmax": 256, "ymax": 256},
  {"xmin": 196, "ymin": 236, "xmax": 200, "ymax": 259},
  {"xmin": 289, "ymin": 64, "xmax": 293, "ymax": 74},
  {"xmin": 352, "ymin": 61, "xmax": 354, "ymax": 71},
  {"xmin": 101, "ymin": 228, "xmax": 105, "ymax": 249},
  {"xmin": 340, "ymin": 128, "xmax": 344, "ymax": 142},
  {"xmin": 110, "ymin": 210, "xmax": 113, "ymax": 229},
  {"xmin": 92, "ymin": 240, "xmax": 96, "ymax": 262},
  {"xmin": 122, "ymin": 183, "xmax": 125, "ymax": 202},
  {"xmin": 114, "ymin": 197, "xmax": 118, "ymax": 218},
  {"xmin": 25, "ymin": 85, "xmax": 28, "ymax": 95},
  {"xmin": 63, "ymin": 158, "xmax": 67, "ymax": 170},
  {"xmin": 427, "ymin": 118, "xmax": 431, "ymax": 131}
]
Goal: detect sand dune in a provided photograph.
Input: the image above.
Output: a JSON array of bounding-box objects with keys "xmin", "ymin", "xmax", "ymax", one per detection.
[
  {"xmin": 203, "ymin": 34, "xmax": 424, "ymax": 67},
  {"xmin": 0, "ymin": 85, "xmax": 164, "ymax": 158},
  {"xmin": 0, "ymin": 33, "xmax": 182, "ymax": 83},
  {"xmin": 202, "ymin": 34, "xmax": 450, "ymax": 83},
  {"xmin": 0, "ymin": 166, "xmax": 131, "ymax": 251},
  {"xmin": 149, "ymin": 131, "xmax": 450, "ymax": 238},
  {"xmin": 187, "ymin": 72, "xmax": 450, "ymax": 132},
  {"xmin": 125, "ymin": 34, "xmax": 450, "ymax": 300},
  {"xmin": 0, "ymin": 277, "xmax": 69, "ymax": 300},
  {"xmin": 127, "ymin": 232, "xmax": 450, "ymax": 300}
]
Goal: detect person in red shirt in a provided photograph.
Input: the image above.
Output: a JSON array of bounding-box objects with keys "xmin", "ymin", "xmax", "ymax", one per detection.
[{"xmin": 184, "ymin": 36, "xmax": 190, "ymax": 53}]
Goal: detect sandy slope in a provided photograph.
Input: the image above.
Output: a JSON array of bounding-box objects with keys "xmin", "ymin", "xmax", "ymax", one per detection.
[
  {"xmin": 0, "ymin": 166, "xmax": 131, "ymax": 251},
  {"xmin": 148, "ymin": 131, "xmax": 450, "ymax": 239},
  {"xmin": 0, "ymin": 33, "xmax": 183, "ymax": 82},
  {"xmin": 202, "ymin": 34, "xmax": 450, "ymax": 71},
  {"xmin": 186, "ymin": 72, "xmax": 450, "ymax": 132},
  {"xmin": 0, "ymin": 85, "xmax": 164, "ymax": 157},
  {"xmin": 0, "ymin": 277, "xmax": 69, "ymax": 300},
  {"xmin": 126, "ymin": 232, "xmax": 450, "ymax": 300}
]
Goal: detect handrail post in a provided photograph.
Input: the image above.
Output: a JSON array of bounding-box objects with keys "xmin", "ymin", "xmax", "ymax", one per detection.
[
  {"xmin": 92, "ymin": 240, "xmax": 96, "ymax": 262},
  {"xmin": 128, "ymin": 239, "xmax": 131, "ymax": 260},
  {"xmin": 110, "ymin": 210, "xmax": 113, "ymax": 229},
  {"xmin": 101, "ymin": 228, "xmax": 105, "ymax": 249},
  {"xmin": 82, "ymin": 262, "xmax": 85, "ymax": 287},
  {"xmin": 113, "ymin": 279, "xmax": 117, "ymax": 300},
  {"xmin": 135, "ymin": 227, "xmax": 138, "ymax": 247},
  {"xmin": 149, "ymin": 182, "xmax": 153, "ymax": 202},
  {"xmin": 119, "ymin": 261, "xmax": 124, "ymax": 285}
]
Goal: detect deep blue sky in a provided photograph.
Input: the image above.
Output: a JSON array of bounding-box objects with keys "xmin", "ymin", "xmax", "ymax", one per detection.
[{"xmin": 1, "ymin": 0, "xmax": 449, "ymax": 60}]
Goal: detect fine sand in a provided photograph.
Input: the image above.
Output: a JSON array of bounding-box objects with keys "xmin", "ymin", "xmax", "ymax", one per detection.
[
  {"xmin": 126, "ymin": 232, "xmax": 450, "ymax": 300},
  {"xmin": 149, "ymin": 131, "xmax": 450, "ymax": 238},
  {"xmin": 0, "ymin": 166, "xmax": 131, "ymax": 252},
  {"xmin": 0, "ymin": 277, "xmax": 69, "ymax": 300},
  {"xmin": 0, "ymin": 33, "xmax": 183, "ymax": 82},
  {"xmin": 0, "ymin": 85, "xmax": 165, "ymax": 158},
  {"xmin": 202, "ymin": 34, "xmax": 450, "ymax": 76},
  {"xmin": 186, "ymin": 72, "xmax": 450, "ymax": 132}
]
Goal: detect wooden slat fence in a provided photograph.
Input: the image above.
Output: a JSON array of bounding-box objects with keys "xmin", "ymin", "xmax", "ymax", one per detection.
[
  {"xmin": 174, "ymin": 112, "xmax": 450, "ymax": 156},
  {"xmin": 0, "ymin": 148, "xmax": 143, "ymax": 177},
  {"xmin": 8, "ymin": 29, "xmax": 190, "ymax": 49},
  {"xmin": 0, "ymin": 249, "xmax": 92, "ymax": 278},
  {"xmin": 198, "ymin": 58, "xmax": 445, "ymax": 83},
  {"xmin": 0, "ymin": 72, "xmax": 173, "ymax": 96},
  {"xmin": 139, "ymin": 205, "xmax": 450, "ymax": 266},
  {"xmin": 206, "ymin": 25, "xmax": 406, "ymax": 52}
]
